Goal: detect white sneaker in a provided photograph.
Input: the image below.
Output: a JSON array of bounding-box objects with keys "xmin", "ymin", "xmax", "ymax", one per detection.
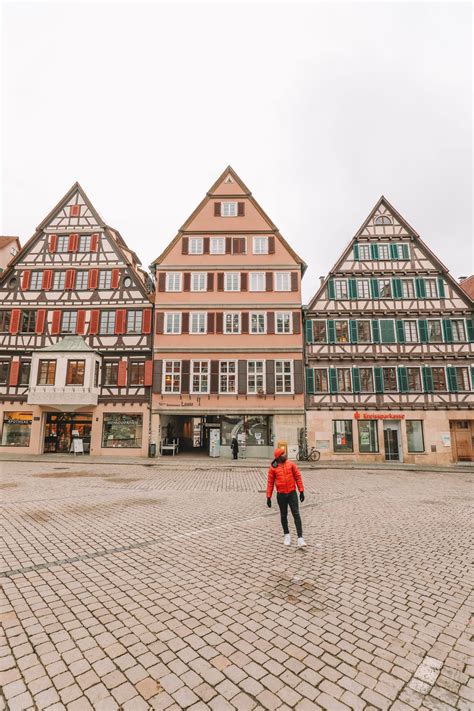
[
  {"xmin": 297, "ymin": 538, "xmax": 307, "ymax": 548},
  {"xmin": 284, "ymin": 534, "xmax": 291, "ymax": 546}
]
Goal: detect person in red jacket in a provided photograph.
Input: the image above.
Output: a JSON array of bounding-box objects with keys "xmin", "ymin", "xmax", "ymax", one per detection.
[{"xmin": 266, "ymin": 447, "xmax": 306, "ymax": 547}]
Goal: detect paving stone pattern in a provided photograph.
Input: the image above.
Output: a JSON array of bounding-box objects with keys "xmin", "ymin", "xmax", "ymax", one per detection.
[{"xmin": 0, "ymin": 461, "xmax": 472, "ymax": 710}]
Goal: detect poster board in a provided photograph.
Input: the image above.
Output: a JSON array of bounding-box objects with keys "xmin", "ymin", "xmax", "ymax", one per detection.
[{"xmin": 72, "ymin": 438, "xmax": 84, "ymax": 455}]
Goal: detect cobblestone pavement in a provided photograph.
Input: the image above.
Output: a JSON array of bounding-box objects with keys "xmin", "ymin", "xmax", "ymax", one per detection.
[{"xmin": 0, "ymin": 461, "xmax": 472, "ymax": 711}]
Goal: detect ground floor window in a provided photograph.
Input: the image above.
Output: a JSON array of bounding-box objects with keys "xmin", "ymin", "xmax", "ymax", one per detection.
[
  {"xmin": 1, "ymin": 412, "xmax": 33, "ymax": 447},
  {"xmin": 358, "ymin": 420, "xmax": 379, "ymax": 453},
  {"xmin": 102, "ymin": 414, "xmax": 143, "ymax": 448},
  {"xmin": 406, "ymin": 420, "xmax": 424, "ymax": 452},
  {"xmin": 220, "ymin": 415, "xmax": 271, "ymax": 448},
  {"xmin": 333, "ymin": 420, "xmax": 353, "ymax": 452}
]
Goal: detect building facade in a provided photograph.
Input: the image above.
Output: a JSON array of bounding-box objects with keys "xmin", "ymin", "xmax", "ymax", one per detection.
[
  {"xmin": 0, "ymin": 236, "xmax": 20, "ymax": 271},
  {"xmin": 151, "ymin": 166, "xmax": 306, "ymax": 458},
  {"xmin": 0, "ymin": 184, "xmax": 154, "ymax": 456},
  {"xmin": 305, "ymin": 197, "xmax": 474, "ymax": 464}
]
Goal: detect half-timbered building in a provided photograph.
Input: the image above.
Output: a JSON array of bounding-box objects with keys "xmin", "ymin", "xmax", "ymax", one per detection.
[
  {"xmin": 151, "ymin": 166, "xmax": 306, "ymax": 458},
  {"xmin": 305, "ymin": 197, "xmax": 474, "ymax": 464},
  {"xmin": 0, "ymin": 183, "xmax": 154, "ymax": 456}
]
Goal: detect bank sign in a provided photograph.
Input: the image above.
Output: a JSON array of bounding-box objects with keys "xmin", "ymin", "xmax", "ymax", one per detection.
[{"xmin": 354, "ymin": 412, "xmax": 405, "ymax": 420}]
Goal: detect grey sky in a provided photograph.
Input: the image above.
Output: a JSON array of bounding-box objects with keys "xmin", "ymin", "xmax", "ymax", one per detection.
[{"xmin": 2, "ymin": 0, "xmax": 472, "ymax": 301}]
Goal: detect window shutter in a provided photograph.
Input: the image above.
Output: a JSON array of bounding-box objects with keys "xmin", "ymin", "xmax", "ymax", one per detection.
[
  {"xmin": 216, "ymin": 312, "xmax": 223, "ymax": 334},
  {"xmin": 437, "ymin": 277, "xmax": 446, "ymax": 298},
  {"xmin": 402, "ymin": 244, "xmax": 410, "ymax": 260},
  {"xmin": 442, "ymin": 318, "xmax": 453, "ymax": 343},
  {"xmin": 327, "ymin": 279, "xmax": 335, "ymax": 300},
  {"xmin": 232, "ymin": 237, "xmax": 240, "ymax": 254},
  {"xmin": 266, "ymin": 360, "xmax": 275, "ymax": 395},
  {"xmin": 349, "ymin": 320, "xmax": 358, "ymax": 343},
  {"xmin": 352, "ymin": 367, "xmax": 361, "ymax": 394},
  {"xmin": 446, "ymin": 366, "xmax": 457, "ymax": 392},
  {"xmin": 293, "ymin": 312, "xmax": 301, "ymax": 334},
  {"xmin": 267, "ymin": 312, "xmax": 275, "ymax": 335},
  {"xmin": 305, "ymin": 319, "xmax": 313, "ymax": 343},
  {"xmin": 396, "ymin": 320, "xmax": 405, "ymax": 343},
  {"xmin": 389, "ymin": 244, "xmax": 398, "ymax": 260},
  {"xmin": 214, "ymin": 202, "xmax": 221, "ymax": 217},
  {"xmin": 181, "ymin": 360, "xmax": 190, "ymax": 393},
  {"xmin": 397, "ymin": 366, "xmax": 408, "ymax": 393},
  {"xmin": 90, "ymin": 233, "xmax": 99, "ymax": 252},
  {"xmin": 35, "ymin": 310, "xmax": 46, "ymax": 335},
  {"xmin": 21, "ymin": 271, "xmax": 31, "ymax": 290},
  {"xmin": 241, "ymin": 312, "xmax": 249, "ymax": 334},
  {"xmin": 392, "ymin": 278, "xmax": 402, "ymax": 298},
  {"xmin": 268, "ymin": 236, "xmax": 275, "ymax": 254},
  {"xmin": 291, "ymin": 272, "xmax": 298, "ymax": 292},
  {"xmin": 217, "ymin": 273, "xmax": 224, "ymax": 291},
  {"xmin": 207, "ymin": 273, "xmax": 214, "ymax": 291},
  {"xmin": 10, "ymin": 310, "xmax": 21, "ymax": 334},
  {"xmin": 327, "ymin": 320, "xmax": 336, "ymax": 344},
  {"xmin": 422, "ymin": 366, "xmax": 433, "ymax": 393},
  {"xmin": 203, "ymin": 237, "xmax": 210, "ymax": 254},
  {"xmin": 88, "ymin": 269, "xmax": 99, "ymax": 290},
  {"xmin": 183, "ymin": 273, "xmax": 191, "ymax": 292},
  {"xmin": 370, "ymin": 244, "xmax": 379, "ymax": 260},
  {"xmin": 353, "ymin": 244, "xmax": 360, "ymax": 261},
  {"xmin": 225, "ymin": 237, "xmax": 232, "ymax": 255},
  {"xmin": 182, "ymin": 312, "xmax": 189, "ymax": 334},
  {"xmin": 115, "ymin": 309, "xmax": 126, "ymax": 335},
  {"xmin": 51, "ymin": 310, "xmax": 61, "ymax": 335},
  {"xmin": 117, "ymin": 360, "xmax": 127, "ymax": 387},
  {"xmin": 371, "ymin": 320, "xmax": 380, "ymax": 343},
  {"xmin": 237, "ymin": 202, "xmax": 245, "ymax": 216},
  {"xmin": 305, "ymin": 367, "xmax": 315, "ymax": 395},
  {"xmin": 152, "ymin": 360, "xmax": 162, "ymax": 393},
  {"xmin": 466, "ymin": 318, "xmax": 474, "ymax": 342},
  {"xmin": 77, "ymin": 310, "xmax": 86, "ymax": 335},
  {"xmin": 210, "ymin": 361, "xmax": 219, "ymax": 393},
  {"xmin": 418, "ymin": 319, "xmax": 428, "ymax": 343},
  {"xmin": 370, "ymin": 279, "xmax": 380, "ymax": 299},
  {"xmin": 89, "ymin": 310, "xmax": 100, "ymax": 335},
  {"xmin": 155, "ymin": 312, "xmax": 164, "ymax": 335},
  {"xmin": 207, "ymin": 312, "xmax": 215, "ymax": 334},
  {"xmin": 49, "ymin": 234, "xmax": 58, "ymax": 252},
  {"xmin": 329, "ymin": 368, "xmax": 338, "ymax": 393},
  {"xmin": 111, "ymin": 269, "xmax": 120, "ymax": 289},
  {"xmin": 348, "ymin": 278, "xmax": 357, "ymax": 299},
  {"xmin": 182, "ymin": 237, "xmax": 189, "ymax": 254},
  {"xmin": 380, "ymin": 320, "xmax": 396, "ymax": 344},
  {"xmin": 68, "ymin": 234, "xmax": 79, "ymax": 252},
  {"xmin": 415, "ymin": 277, "xmax": 426, "ymax": 298},
  {"xmin": 265, "ymin": 272, "xmax": 273, "ymax": 291},
  {"xmin": 238, "ymin": 360, "xmax": 247, "ymax": 394},
  {"xmin": 42, "ymin": 270, "xmax": 53, "ymax": 291},
  {"xmin": 294, "ymin": 361, "xmax": 303, "ymax": 394},
  {"xmin": 144, "ymin": 360, "xmax": 153, "ymax": 387},
  {"xmin": 9, "ymin": 360, "xmax": 19, "ymax": 387},
  {"xmin": 158, "ymin": 273, "xmax": 166, "ymax": 292},
  {"xmin": 239, "ymin": 237, "xmax": 246, "ymax": 254},
  {"xmin": 65, "ymin": 270, "xmax": 76, "ymax": 290},
  {"xmin": 241, "ymin": 273, "xmax": 248, "ymax": 291},
  {"xmin": 374, "ymin": 366, "xmax": 384, "ymax": 393},
  {"xmin": 471, "ymin": 366, "xmax": 474, "ymax": 390}
]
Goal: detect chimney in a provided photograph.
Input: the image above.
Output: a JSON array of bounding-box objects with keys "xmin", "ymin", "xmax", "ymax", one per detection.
[
  {"xmin": 458, "ymin": 276, "xmax": 467, "ymax": 282},
  {"xmin": 319, "ymin": 276, "xmax": 325, "ymax": 287}
]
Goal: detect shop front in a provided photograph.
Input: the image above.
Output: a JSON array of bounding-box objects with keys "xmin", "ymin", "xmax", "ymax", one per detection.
[{"xmin": 44, "ymin": 412, "xmax": 93, "ymax": 453}]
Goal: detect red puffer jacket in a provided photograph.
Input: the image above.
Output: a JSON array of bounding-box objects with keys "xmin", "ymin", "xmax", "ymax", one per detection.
[{"xmin": 266, "ymin": 460, "xmax": 304, "ymax": 498}]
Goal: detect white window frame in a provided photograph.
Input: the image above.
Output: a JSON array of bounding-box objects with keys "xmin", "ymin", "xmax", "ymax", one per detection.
[
  {"xmin": 224, "ymin": 272, "xmax": 240, "ymax": 292},
  {"xmin": 356, "ymin": 320, "xmax": 371, "ymax": 343},
  {"xmin": 337, "ymin": 367, "xmax": 353, "ymax": 393},
  {"xmin": 210, "ymin": 237, "xmax": 225, "ymax": 254},
  {"xmin": 78, "ymin": 235, "xmax": 91, "ymax": 252},
  {"xmin": 162, "ymin": 360, "xmax": 181, "ymax": 393},
  {"xmin": 401, "ymin": 279, "xmax": 415, "ymax": 299},
  {"xmin": 427, "ymin": 319, "xmax": 443, "ymax": 343},
  {"xmin": 165, "ymin": 312, "xmax": 181, "ymax": 335},
  {"xmin": 189, "ymin": 238, "xmax": 203, "ymax": 255},
  {"xmin": 425, "ymin": 279, "xmax": 438, "ymax": 298},
  {"xmin": 56, "ymin": 236, "xmax": 68, "ymax": 253},
  {"xmin": 191, "ymin": 272, "xmax": 207, "ymax": 292},
  {"xmin": 191, "ymin": 360, "xmax": 210, "ymax": 394},
  {"xmin": 275, "ymin": 272, "xmax": 291, "ymax": 292},
  {"xmin": 276, "ymin": 312, "xmax": 292, "ymax": 334},
  {"xmin": 98, "ymin": 271, "xmax": 112, "ymax": 290},
  {"xmin": 403, "ymin": 320, "xmax": 418, "ymax": 343},
  {"xmin": 219, "ymin": 360, "xmax": 237, "ymax": 394},
  {"xmin": 275, "ymin": 360, "xmax": 294, "ymax": 394},
  {"xmin": 356, "ymin": 280, "xmax": 370, "ymax": 298},
  {"xmin": 313, "ymin": 368, "xmax": 329, "ymax": 393},
  {"xmin": 30, "ymin": 271, "xmax": 43, "ymax": 290},
  {"xmin": 378, "ymin": 279, "xmax": 392, "ymax": 298},
  {"xmin": 358, "ymin": 245, "xmax": 370, "ymax": 261},
  {"xmin": 221, "ymin": 202, "xmax": 237, "ymax": 217},
  {"xmin": 359, "ymin": 367, "xmax": 375, "ymax": 393},
  {"xmin": 250, "ymin": 312, "xmax": 266, "ymax": 334},
  {"xmin": 190, "ymin": 312, "xmax": 207, "ymax": 335},
  {"xmin": 100, "ymin": 311, "xmax": 116, "ymax": 335},
  {"xmin": 334, "ymin": 279, "xmax": 348, "ymax": 299},
  {"xmin": 52, "ymin": 271, "xmax": 66, "ymax": 290},
  {"xmin": 250, "ymin": 272, "xmax": 265, "ymax": 292},
  {"xmin": 406, "ymin": 367, "xmax": 422, "ymax": 392},
  {"xmin": 335, "ymin": 319, "xmax": 350, "ymax": 343},
  {"xmin": 247, "ymin": 360, "xmax": 265, "ymax": 394},
  {"xmin": 451, "ymin": 319, "xmax": 466, "ymax": 343},
  {"xmin": 312, "ymin": 319, "xmax": 326, "ymax": 343},
  {"xmin": 75, "ymin": 271, "xmax": 88, "ymax": 290},
  {"xmin": 166, "ymin": 272, "xmax": 182, "ymax": 292},
  {"xmin": 378, "ymin": 244, "xmax": 390, "ymax": 260},
  {"xmin": 61, "ymin": 311, "xmax": 78, "ymax": 334},
  {"xmin": 253, "ymin": 237, "xmax": 268, "ymax": 255},
  {"xmin": 224, "ymin": 312, "xmax": 240, "ymax": 334}
]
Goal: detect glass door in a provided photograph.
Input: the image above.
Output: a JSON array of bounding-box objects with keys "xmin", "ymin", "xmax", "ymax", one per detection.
[{"xmin": 384, "ymin": 425, "xmax": 400, "ymax": 461}]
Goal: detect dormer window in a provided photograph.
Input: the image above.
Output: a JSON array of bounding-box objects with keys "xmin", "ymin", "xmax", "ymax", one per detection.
[{"xmin": 374, "ymin": 215, "xmax": 392, "ymax": 225}]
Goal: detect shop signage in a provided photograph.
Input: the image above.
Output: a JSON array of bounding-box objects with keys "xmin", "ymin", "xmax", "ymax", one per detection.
[
  {"xmin": 354, "ymin": 412, "xmax": 405, "ymax": 420},
  {"xmin": 6, "ymin": 417, "xmax": 32, "ymax": 425}
]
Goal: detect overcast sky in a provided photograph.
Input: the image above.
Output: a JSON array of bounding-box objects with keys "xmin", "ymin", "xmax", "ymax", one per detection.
[{"xmin": 2, "ymin": 0, "xmax": 472, "ymax": 301}]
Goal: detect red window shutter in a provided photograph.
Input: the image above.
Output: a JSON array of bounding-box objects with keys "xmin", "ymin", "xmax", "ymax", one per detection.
[
  {"xmin": 240, "ymin": 238, "xmax": 246, "ymax": 254},
  {"xmin": 35, "ymin": 310, "xmax": 46, "ymax": 335},
  {"xmin": 267, "ymin": 312, "xmax": 275, "ymax": 334},
  {"xmin": 241, "ymin": 273, "xmax": 248, "ymax": 292},
  {"xmin": 144, "ymin": 360, "xmax": 153, "ymax": 386},
  {"xmin": 90, "ymin": 233, "xmax": 99, "ymax": 252},
  {"xmin": 182, "ymin": 237, "xmax": 189, "ymax": 254},
  {"xmin": 203, "ymin": 238, "xmax": 210, "ymax": 254},
  {"xmin": 117, "ymin": 360, "xmax": 127, "ymax": 387},
  {"xmin": 182, "ymin": 312, "xmax": 189, "ymax": 334},
  {"xmin": 21, "ymin": 271, "xmax": 31, "ymax": 290},
  {"xmin": 291, "ymin": 272, "xmax": 299, "ymax": 292},
  {"xmin": 183, "ymin": 273, "xmax": 191, "ymax": 292},
  {"xmin": 115, "ymin": 309, "xmax": 126, "ymax": 334},
  {"xmin": 207, "ymin": 312, "xmax": 215, "ymax": 334},
  {"xmin": 142, "ymin": 309, "xmax": 152, "ymax": 334},
  {"xmin": 10, "ymin": 310, "xmax": 21, "ymax": 334},
  {"xmin": 237, "ymin": 202, "xmax": 245, "ymax": 216},
  {"xmin": 266, "ymin": 272, "xmax": 273, "ymax": 291},
  {"xmin": 216, "ymin": 313, "xmax": 223, "ymax": 334},
  {"xmin": 9, "ymin": 360, "xmax": 19, "ymax": 386},
  {"xmin": 68, "ymin": 234, "xmax": 79, "ymax": 252},
  {"xmin": 65, "ymin": 270, "xmax": 75, "ymax": 290},
  {"xmin": 156, "ymin": 312, "xmax": 164, "ymax": 334},
  {"xmin": 51, "ymin": 310, "xmax": 61, "ymax": 335},
  {"xmin": 217, "ymin": 273, "xmax": 224, "ymax": 291},
  {"xmin": 225, "ymin": 238, "xmax": 232, "ymax": 255},
  {"xmin": 42, "ymin": 270, "xmax": 53, "ymax": 290},
  {"xmin": 111, "ymin": 269, "xmax": 120, "ymax": 289},
  {"xmin": 158, "ymin": 273, "xmax": 166, "ymax": 292},
  {"xmin": 242, "ymin": 313, "xmax": 249, "ymax": 334},
  {"xmin": 89, "ymin": 310, "xmax": 100, "ymax": 335},
  {"xmin": 49, "ymin": 234, "xmax": 58, "ymax": 252},
  {"xmin": 214, "ymin": 202, "xmax": 221, "ymax": 217},
  {"xmin": 69, "ymin": 204, "xmax": 81, "ymax": 217},
  {"xmin": 77, "ymin": 310, "xmax": 86, "ymax": 335},
  {"xmin": 88, "ymin": 269, "xmax": 98, "ymax": 290},
  {"xmin": 207, "ymin": 273, "xmax": 214, "ymax": 291},
  {"xmin": 268, "ymin": 236, "xmax": 275, "ymax": 254},
  {"xmin": 293, "ymin": 311, "xmax": 301, "ymax": 334}
]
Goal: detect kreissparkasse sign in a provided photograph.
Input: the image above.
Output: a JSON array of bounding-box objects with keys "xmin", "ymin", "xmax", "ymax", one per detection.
[{"xmin": 354, "ymin": 412, "xmax": 405, "ymax": 420}]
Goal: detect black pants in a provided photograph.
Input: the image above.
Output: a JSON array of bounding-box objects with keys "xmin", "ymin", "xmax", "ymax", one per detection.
[
  {"xmin": 232, "ymin": 450, "xmax": 238, "ymax": 460},
  {"xmin": 277, "ymin": 490, "xmax": 303, "ymax": 537}
]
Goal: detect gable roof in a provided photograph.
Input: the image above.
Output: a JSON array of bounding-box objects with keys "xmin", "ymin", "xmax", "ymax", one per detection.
[
  {"xmin": 0, "ymin": 236, "xmax": 20, "ymax": 248},
  {"xmin": 459, "ymin": 275, "xmax": 474, "ymax": 302},
  {"xmin": 38, "ymin": 336, "xmax": 96, "ymax": 352},
  {"xmin": 151, "ymin": 165, "xmax": 307, "ymax": 273}
]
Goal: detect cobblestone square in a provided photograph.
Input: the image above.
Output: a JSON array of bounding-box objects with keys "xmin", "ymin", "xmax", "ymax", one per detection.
[{"xmin": 0, "ymin": 460, "xmax": 472, "ymax": 710}]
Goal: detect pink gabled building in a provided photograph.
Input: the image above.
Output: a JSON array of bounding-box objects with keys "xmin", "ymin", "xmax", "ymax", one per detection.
[{"xmin": 151, "ymin": 166, "xmax": 307, "ymax": 458}]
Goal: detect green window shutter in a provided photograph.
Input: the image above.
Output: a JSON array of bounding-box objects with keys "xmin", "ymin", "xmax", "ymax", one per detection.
[
  {"xmin": 390, "ymin": 244, "xmax": 398, "ymax": 260},
  {"xmin": 401, "ymin": 244, "xmax": 410, "ymax": 260},
  {"xmin": 327, "ymin": 278, "xmax": 335, "ymax": 300},
  {"xmin": 329, "ymin": 368, "xmax": 338, "ymax": 393},
  {"xmin": 349, "ymin": 320, "xmax": 358, "ymax": 343},
  {"xmin": 348, "ymin": 278, "xmax": 357, "ymax": 299},
  {"xmin": 471, "ymin": 366, "xmax": 474, "ymax": 390},
  {"xmin": 422, "ymin": 366, "xmax": 433, "ymax": 393},
  {"xmin": 380, "ymin": 319, "xmax": 396, "ymax": 343},
  {"xmin": 418, "ymin": 319, "xmax": 428, "ymax": 343},
  {"xmin": 370, "ymin": 279, "xmax": 380, "ymax": 299},
  {"xmin": 467, "ymin": 318, "xmax": 474, "ymax": 342},
  {"xmin": 374, "ymin": 367, "xmax": 384, "ymax": 393},
  {"xmin": 446, "ymin": 366, "xmax": 457, "ymax": 393},
  {"xmin": 392, "ymin": 278, "xmax": 402, "ymax": 298},
  {"xmin": 372, "ymin": 320, "xmax": 380, "ymax": 343},
  {"xmin": 437, "ymin": 277, "xmax": 446, "ymax": 298},
  {"xmin": 396, "ymin": 320, "xmax": 405, "ymax": 343},
  {"xmin": 327, "ymin": 320, "xmax": 336, "ymax": 344},
  {"xmin": 442, "ymin": 318, "xmax": 453, "ymax": 343},
  {"xmin": 397, "ymin": 366, "xmax": 408, "ymax": 393},
  {"xmin": 415, "ymin": 277, "xmax": 426, "ymax": 298},
  {"xmin": 353, "ymin": 244, "xmax": 360, "ymax": 261},
  {"xmin": 305, "ymin": 319, "xmax": 314, "ymax": 344},
  {"xmin": 370, "ymin": 244, "xmax": 379, "ymax": 260},
  {"xmin": 305, "ymin": 367, "xmax": 315, "ymax": 395},
  {"xmin": 352, "ymin": 367, "xmax": 361, "ymax": 393}
]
